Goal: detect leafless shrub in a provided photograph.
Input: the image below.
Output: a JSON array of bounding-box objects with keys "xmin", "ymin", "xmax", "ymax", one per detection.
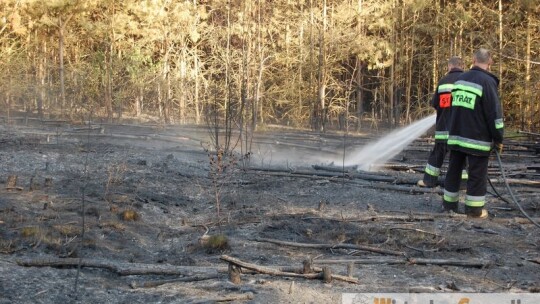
[
  {"xmin": 104, "ymin": 162, "xmax": 127, "ymax": 201},
  {"xmin": 202, "ymin": 144, "xmax": 239, "ymax": 231}
]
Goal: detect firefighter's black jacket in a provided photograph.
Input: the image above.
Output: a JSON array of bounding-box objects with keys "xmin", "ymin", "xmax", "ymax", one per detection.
[
  {"xmin": 431, "ymin": 68, "xmax": 464, "ymax": 143},
  {"xmin": 447, "ymin": 66, "xmax": 504, "ymax": 156}
]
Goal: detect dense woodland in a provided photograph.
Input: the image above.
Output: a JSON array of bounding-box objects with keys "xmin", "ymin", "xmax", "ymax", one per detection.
[{"xmin": 1, "ymin": 0, "xmax": 539, "ymax": 135}]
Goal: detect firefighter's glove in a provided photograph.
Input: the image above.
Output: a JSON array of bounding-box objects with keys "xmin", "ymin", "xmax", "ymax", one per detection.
[{"xmin": 494, "ymin": 142, "xmax": 503, "ymax": 154}]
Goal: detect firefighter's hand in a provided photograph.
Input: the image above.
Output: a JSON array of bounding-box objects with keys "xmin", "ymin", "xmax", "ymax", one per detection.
[{"xmin": 494, "ymin": 142, "xmax": 503, "ymax": 154}]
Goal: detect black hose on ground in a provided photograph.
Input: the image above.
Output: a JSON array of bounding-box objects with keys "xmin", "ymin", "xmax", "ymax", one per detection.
[
  {"xmin": 487, "ymin": 177, "xmax": 512, "ymax": 205},
  {"xmin": 494, "ymin": 150, "xmax": 540, "ymax": 229}
]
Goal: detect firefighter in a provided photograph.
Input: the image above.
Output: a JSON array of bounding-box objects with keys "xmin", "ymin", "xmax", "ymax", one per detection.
[
  {"xmin": 443, "ymin": 48, "xmax": 504, "ymax": 218},
  {"xmin": 418, "ymin": 56, "xmax": 466, "ymax": 188}
]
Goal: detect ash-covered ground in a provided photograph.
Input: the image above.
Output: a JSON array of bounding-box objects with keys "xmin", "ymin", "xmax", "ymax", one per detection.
[{"xmin": 0, "ymin": 119, "xmax": 539, "ymax": 304}]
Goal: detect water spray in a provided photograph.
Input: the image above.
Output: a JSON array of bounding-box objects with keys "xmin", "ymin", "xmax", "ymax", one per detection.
[{"xmin": 342, "ymin": 114, "xmax": 436, "ymax": 171}]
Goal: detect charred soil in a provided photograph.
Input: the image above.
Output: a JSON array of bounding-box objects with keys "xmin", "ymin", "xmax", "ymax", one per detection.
[{"xmin": 0, "ymin": 120, "xmax": 539, "ymax": 304}]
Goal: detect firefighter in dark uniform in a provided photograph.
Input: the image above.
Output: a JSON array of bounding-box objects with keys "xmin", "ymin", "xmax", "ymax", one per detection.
[
  {"xmin": 418, "ymin": 56, "xmax": 466, "ymax": 188},
  {"xmin": 443, "ymin": 48, "xmax": 504, "ymax": 218}
]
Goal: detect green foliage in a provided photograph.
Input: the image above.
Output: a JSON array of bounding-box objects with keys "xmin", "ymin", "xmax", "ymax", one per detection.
[{"xmin": 205, "ymin": 234, "xmax": 229, "ymax": 251}]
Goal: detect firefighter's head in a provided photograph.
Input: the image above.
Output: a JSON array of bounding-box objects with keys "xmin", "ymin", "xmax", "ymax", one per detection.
[
  {"xmin": 473, "ymin": 48, "xmax": 493, "ymax": 71},
  {"xmin": 448, "ymin": 56, "xmax": 463, "ymax": 71}
]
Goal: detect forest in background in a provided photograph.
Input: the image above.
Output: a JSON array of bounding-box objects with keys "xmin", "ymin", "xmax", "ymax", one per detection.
[{"xmin": 1, "ymin": 0, "xmax": 539, "ymax": 136}]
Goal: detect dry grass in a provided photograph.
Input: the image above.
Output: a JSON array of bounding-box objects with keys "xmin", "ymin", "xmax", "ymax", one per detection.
[
  {"xmin": 19, "ymin": 226, "xmax": 63, "ymax": 249},
  {"xmin": 0, "ymin": 238, "xmax": 15, "ymax": 253},
  {"xmin": 99, "ymin": 220, "xmax": 126, "ymax": 231},
  {"xmin": 40, "ymin": 234, "xmax": 63, "ymax": 248},
  {"xmin": 20, "ymin": 226, "xmax": 40, "ymax": 238},
  {"xmin": 120, "ymin": 209, "xmax": 140, "ymax": 221},
  {"xmin": 52, "ymin": 224, "xmax": 81, "ymax": 237}
]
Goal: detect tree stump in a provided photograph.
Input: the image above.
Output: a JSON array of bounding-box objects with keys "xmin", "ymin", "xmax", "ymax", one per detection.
[
  {"xmin": 228, "ymin": 264, "xmax": 241, "ymax": 284},
  {"xmin": 302, "ymin": 259, "xmax": 313, "ymax": 274},
  {"xmin": 322, "ymin": 266, "xmax": 332, "ymax": 283},
  {"xmin": 7, "ymin": 175, "xmax": 17, "ymax": 188},
  {"xmin": 44, "ymin": 177, "xmax": 53, "ymax": 188},
  {"xmin": 29, "ymin": 176, "xmax": 41, "ymax": 191},
  {"xmin": 347, "ymin": 263, "xmax": 355, "ymax": 278}
]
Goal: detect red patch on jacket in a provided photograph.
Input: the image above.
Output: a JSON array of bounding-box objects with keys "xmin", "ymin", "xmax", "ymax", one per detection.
[{"xmin": 439, "ymin": 93, "xmax": 451, "ymax": 108}]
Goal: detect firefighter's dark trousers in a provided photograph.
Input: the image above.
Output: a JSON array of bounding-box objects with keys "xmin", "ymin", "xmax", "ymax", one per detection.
[
  {"xmin": 423, "ymin": 142, "xmax": 468, "ymax": 187},
  {"xmin": 443, "ymin": 150, "xmax": 489, "ymax": 215},
  {"xmin": 423, "ymin": 142, "xmax": 448, "ymax": 186}
]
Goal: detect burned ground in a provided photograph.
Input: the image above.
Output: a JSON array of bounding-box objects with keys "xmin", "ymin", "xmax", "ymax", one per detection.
[{"xmin": 0, "ymin": 120, "xmax": 539, "ymax": 304}]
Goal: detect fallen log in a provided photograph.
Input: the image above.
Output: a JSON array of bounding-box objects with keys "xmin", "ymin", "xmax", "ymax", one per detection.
[
  {"xmin": 301, "ymin": 214, "xmax": 437, "ymax": 222},
  {"xmin": 489, "ymin": 178, "xmax": 540, "ymax": 187},
  {"xmin": 524, "ymin": 257, "xmax": 540, "ymax": 265},
  {"xmin": 253, "ymin": 237, "xmax": 405, "ymax": 256},
  {"xmin": 518, "ymin": 130, "xmax": 540, "ymax": 138},
  {"xmin": 342, "ymin": 213, "xmax": 467, "ymax": 222},
  {"xmin": 220, "ymin": 255, "xmax": 359, "ymax": 284},
  {"xmin": 249, "ymin": 166, "xmax": 538, "ymax": 188},
  {"xmin": 17, "ymin": 257, "xmax": 225, "ymax": 276},
  {"xmin": 388, "ymin": 227, "xmax": 441, "ymax": 237},
  {"xmin": 187, "ymin": 292, "xmax": 254, "ymax": 304},
  {"xmin": 275, "ymin": 211, "xmax": 466, "ymax": 223},
  {"xmin": 17, "ymin": 256, "xmax": 327, "ymax": 277},
  {"xmin": 492, "ymin": 217, "xmax": 540, "ymax": 225},
  {"xmin": 314, "ymin": 258, "xmax": 407, "ymax": 265},
  {"xmin": 408, "ymin": 258, "xmax": 492, "ymax": 268},
  {"xmin": 350, "ymin": 172, "xmax": 397, "ymax": 183},
  {"xmin": 304, "ymin": 212, "xmax": 519, "ymax": 223},
  {"xmin": 314, "ymin": 257, "xmax": 491, "ymax": 268},
  {"xmin": 130, "ymin": 274, "xmax": 220, "ymax": 288},
  {"xmin": 312, "ymin": 164, "xmax": 358, "ymax": 172},
  {"xmin": 246, "ymin": 170, "xmax": 440, "ymax": 194},
  {"xmin": 5, "ymin": 186, "xmax": 24, "ymax": 191},
  {"xmin": 379, "ymin": 163, "xmax": 424, "ymax": 172},
  {"xmin": 246, "ymin": 166, "xmax": 397, "ymax": 183},
  {"xmin": 350, "ymin": 181, "xmax": 441, "ymax": 194}
]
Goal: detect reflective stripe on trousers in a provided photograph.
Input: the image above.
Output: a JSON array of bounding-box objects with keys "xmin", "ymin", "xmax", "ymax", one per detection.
[
  {"xmin": 425, "ymin": 164, "xmax": 440, "ymax": 177},
  {"xmin": 465, "ymin": 195, "xmax": 485, "ymax": 207},
  {"xmin": 443, "ymin": 189, "xmax": 459, "ymax": 203}
]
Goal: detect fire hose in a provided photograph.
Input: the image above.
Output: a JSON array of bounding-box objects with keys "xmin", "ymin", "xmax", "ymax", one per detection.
[{"xmin": 493, "ymin": 149, "xmax": 540, "ymax": 229}]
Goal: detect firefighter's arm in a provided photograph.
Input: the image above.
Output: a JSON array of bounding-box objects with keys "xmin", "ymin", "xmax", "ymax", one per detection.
[
  {"xmin": 430, "ymin": 90, "xmax": 439, "ymax": 110},
  {"xmin": 482, "ymin": 81, "xmax": 504, "ymax": 144}
]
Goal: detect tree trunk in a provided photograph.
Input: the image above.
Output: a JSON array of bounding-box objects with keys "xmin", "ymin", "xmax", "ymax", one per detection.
[
  {"xmin": 105, "ymin": 42, "xmax": 113, "ymax": 123},
  {"xmin": 252, "ymin": 0, "xmax": 262, "ymax": 130},
  {"xmin": 157, "ymin": 81, "xmax": 163, "ymax": 120},
  {"xmin": 498, "ymin": 0, "xmax": 503, "ymax": 91},
  {"xmin": 388, "ymin": 0, "xmax": 396, "ymax": 127},
  {"xmin": 194, "ymin": 54, "xmax": 200, "ymax": 124},
  {"xmin": 58, "ymin": 17, "xmax": 66, "ymax": 117},
  {"xmin": 179, "ymin": 49, "xmax": 187, "ymax": 124},
  {"xmin": 135, "ymin": 87, "xmax": 142, "ymax": 117},
  {"xmin": 166, "ymin": 65, "xmax": 172, "ymax": 124},
  {"xmin": 309, "ymin": 0, "xmax": 316, "ymax": 130},
  {"xmin": 38, "ymin": 41, "xmax": 46, "ymax": 119},
  {"xmin": 525, "ymin": 11, "xmax": 531, "ymax": 130},
  {"xmin": 355, "ymin": 58, "xmax": 364, "ymax": 131},
  {"xmin": 317, "ymin": 0, "xmax": 327, "ymax": 132},
  {"xmin": 355, "ymin": 0, "xmax": 364, "ymax": 131},
  {"xmin": 239, "ymin": 0, "xmax": 249, "ymax": 160},
  {"xmin": 162, "ymin": 44, "xmax": 171, "ymax": 124}
]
